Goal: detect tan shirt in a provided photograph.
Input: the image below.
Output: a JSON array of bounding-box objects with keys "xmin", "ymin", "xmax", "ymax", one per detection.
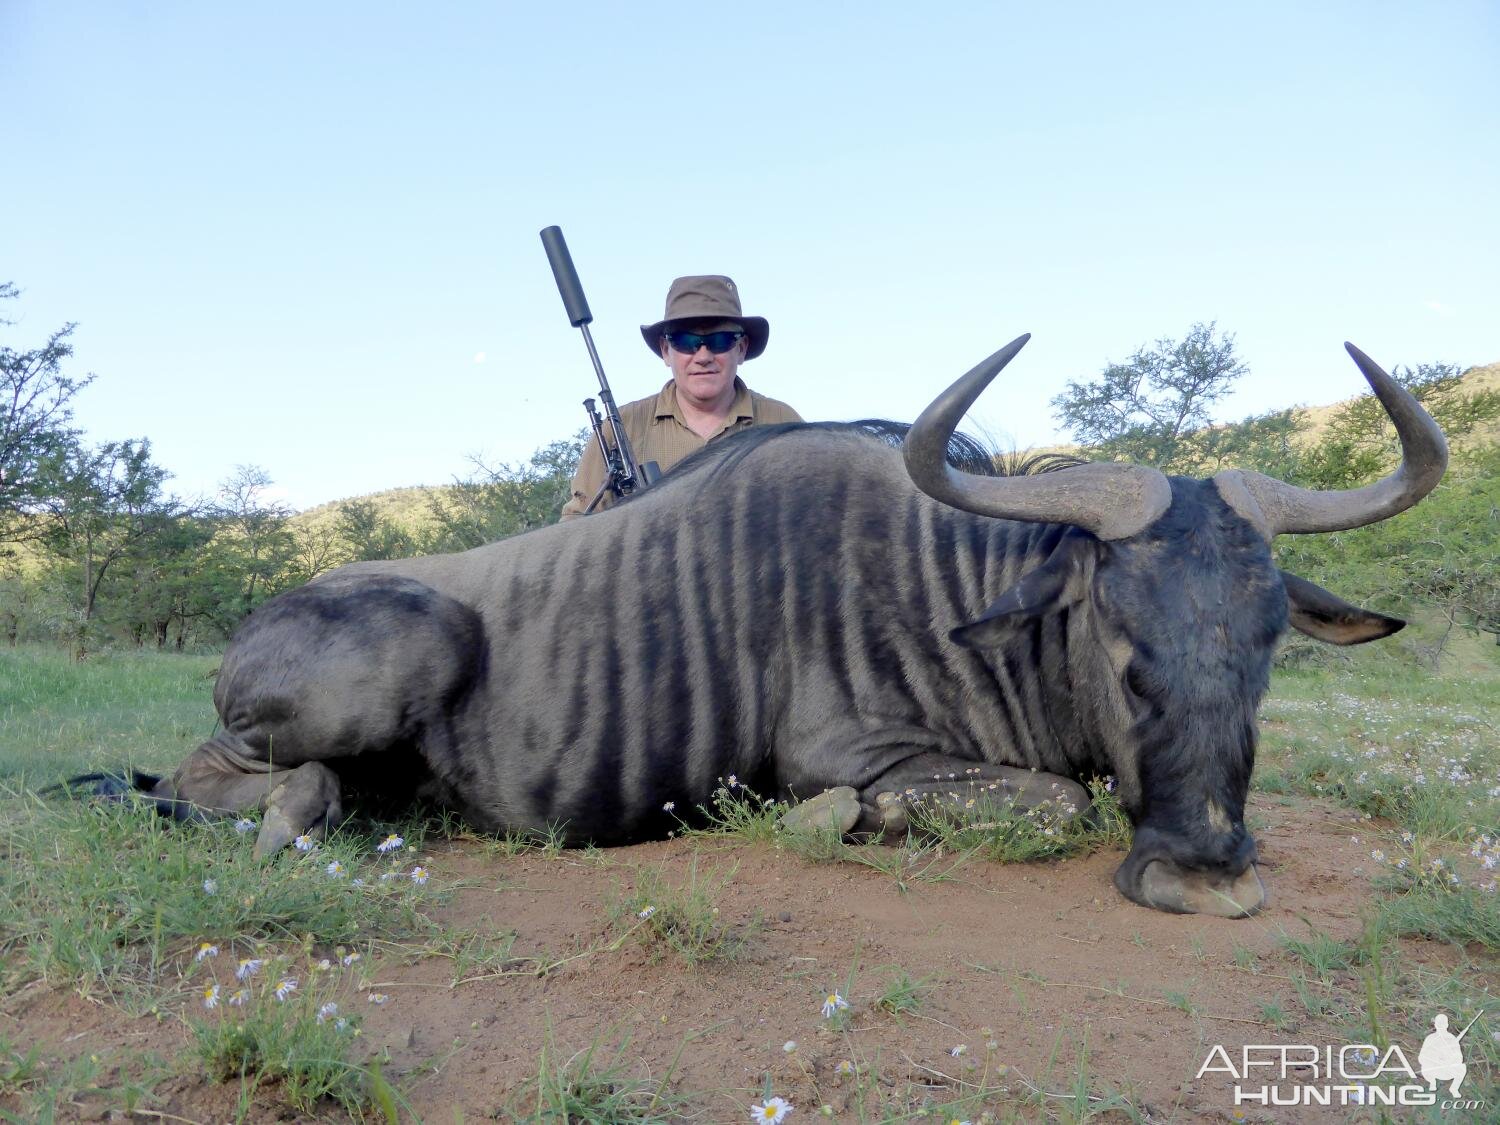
[{"xmin": 561, "ymin": 377, "xmax": 803, "ymax": 518}]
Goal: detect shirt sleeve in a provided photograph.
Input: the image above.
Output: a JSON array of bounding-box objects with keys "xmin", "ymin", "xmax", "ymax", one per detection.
[{"xmin": 560, "ymin": 437, "xmax": 611, "ymax": 520}]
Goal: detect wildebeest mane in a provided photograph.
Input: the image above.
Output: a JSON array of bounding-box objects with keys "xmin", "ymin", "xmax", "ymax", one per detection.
[{"xmin": 655, "ymin": 419, "xmax": 1084, "ymax": 495}]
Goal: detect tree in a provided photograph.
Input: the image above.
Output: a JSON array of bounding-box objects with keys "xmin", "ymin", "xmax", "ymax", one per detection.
[
  {"xmin": 31, "ymin": 438, "xmax": 178, "ymax": 657},
  {"xmin": 335, "ymin": 498, "xmax": 416, "ymax": 562},
  {"xmin": 209, "ymin": 465, "xmax": 296, "ymax": 629},
  {"xmin": 425, "ymin": 435, "xmax": 585, "ymax": 552},
  {"xmin": 0, "ymin": 282, "xmax": 95, "ymax": 540},
  {"xmin": 1051, "ymin": 322, "xmax": 1249, "ymax": 474},
  {"xmin": 107, "ymin": 509, "xmax": 218, "ymax": 649},
  {"xmin": 1294, "ymin": 363, "xmax": 1500, "ymax": 491}
]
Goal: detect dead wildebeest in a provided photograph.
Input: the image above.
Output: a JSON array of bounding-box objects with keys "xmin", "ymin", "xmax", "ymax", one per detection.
[{"xmin": 109, "ymin": 336, "xmax": 1446, "ymax": 917}]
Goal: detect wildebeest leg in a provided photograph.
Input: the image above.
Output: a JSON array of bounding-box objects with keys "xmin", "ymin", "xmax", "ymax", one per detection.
[
  {"xmin": 855, "ymin": 753, "xmax": 1091, "ymax": 835},
  {"xmin": 149, "ymin": 734, "xmax": 343, "ymax": 858},
  {"xmin": 780, "ymin": 753, "xmax": 1090, "ymax": 838},
  {"xmin": 149, "ymin": 572, "xmax": 484, "ymax": 857}
]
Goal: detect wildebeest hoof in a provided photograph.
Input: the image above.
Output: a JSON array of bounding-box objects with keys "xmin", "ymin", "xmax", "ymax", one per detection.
[
  {"xmin": 253, "ymin": 801, "xmax": 306, "ymax": 859},
  {"xmin": 1128, "ymin": 860, "xmax": 1266, "ymax": 917},
  {"xmin": 875, "ymin": 791, "xmax": 909, "ymax": 834},
  {"xmin": 781, "ymin": 786, "xmax": 861, "ymax": 835}
]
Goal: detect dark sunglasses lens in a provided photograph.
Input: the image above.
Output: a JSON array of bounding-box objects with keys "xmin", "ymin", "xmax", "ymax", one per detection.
[{"xmin": 668, "ymin": 331, "xmax": 742, "ymax": 354}]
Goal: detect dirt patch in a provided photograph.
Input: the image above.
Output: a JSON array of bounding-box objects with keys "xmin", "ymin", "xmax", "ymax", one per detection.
[{"xmin": 0, "ymin": 793, "xmax": 1472, "ymax": 1121}]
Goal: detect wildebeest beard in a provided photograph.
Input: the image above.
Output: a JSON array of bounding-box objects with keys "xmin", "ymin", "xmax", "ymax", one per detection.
[{"xmin": 83, "ymin": 334, "xmax": 1443, "ymax": 918}]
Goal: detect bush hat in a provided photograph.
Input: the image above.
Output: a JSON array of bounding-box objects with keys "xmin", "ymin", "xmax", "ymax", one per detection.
[{"xmin": 640, "ymin": 275, "xmax": 768, "ymax": 360}]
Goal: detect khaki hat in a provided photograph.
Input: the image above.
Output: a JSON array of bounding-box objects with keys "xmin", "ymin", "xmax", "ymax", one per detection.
[{"xmin": 640, "ymin": 275, "xmax": 769, "ymax": 360}]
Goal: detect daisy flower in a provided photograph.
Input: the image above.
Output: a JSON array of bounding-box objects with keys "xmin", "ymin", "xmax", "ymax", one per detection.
[
  {"xmin": 750, "ymin": 1095, "xmax": 792, "ymax": 1122},
  {"xmin": 293, "ymin": 834, "xmax": 315, "ymax": 852},
  {"xmin": 950, "ymin": 1044, "xmax": 967, "ymax": 1057},
  {"xmin": 368, "ymin": 992, "xmax": 390, "ymax": 1005},
  {"xmin": 783, "ymin": 1040, "xmax": 797, "ymax": 1053},
  {"xmin": 821, "ymin": 992, "xmax": 849, "ymax": 1018},
  {"xmin": 233, "ymin": 817, "xmax": 256, "ymax": 834},
  {"xmin": 235, "ymin": 958, "xmax": 264, "ymax": 981},
  {"xmin": 663, "ymin": 801, "xmax": 676, "ymax": 812},
  {"xmin": 376, "ymin": 834, "xmax": 404, "ymax": 854},
  {"xmin": 195, "ymin": 942, "xmax": 219, "ymax": 962},
  {"xmin": 202, "ymin": 879, "xmax": 218, "ymax": 895},
  {"xmin": 341, "ymin": 951, "xmax": 362, "ymax": 967},
  {"xmin": 274, "ymin": 978, "xmax": 298, "ymax": 1001},
  {"xmin": 326, "ymin": 860, "xmax": 346, "ymax": 878},
  {"xmin": 638, "ymin": 905, "xmax": 656, "ymax": 919},
  {"xmin": 834, "ymin": 1060, "xmax": 854, "ymax": 1077},
  {"xmin": 202, "ymin": 984, "xmax": 220, "ymax": 1009},
  {"xmin": 317, "ymin": 1002, "xmax": 339, "ymax": 1023},
  {"xmin": 228, "ymin": 988, "xmax": 249, "ymax": 1007},
  {"xmin": 409, "ymin": 866, "xmax": 429, "ymax": 885}
]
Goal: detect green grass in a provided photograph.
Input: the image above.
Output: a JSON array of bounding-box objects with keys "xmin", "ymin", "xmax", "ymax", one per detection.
[
  {"xmin": 189, "ymin": 956, "xmax": 394, "ymax": 1118},
  {"xmin": 509, "ymin": 1025, "xmax": 689, "ymax": 1123},
  {"xmin": 0, "ymin": 644, "xmax": 218, "ymax": 784},
  {"xmin": 610, "ymin": 858, "xmax": 757, "ymax": 965},
  {"xmin": 875, "ymin": 968, "xmax": 927, "ymax": 1016},
  {"xmin": 0, "ymin": 791, "xmax": 438, "ymax": 1009}
]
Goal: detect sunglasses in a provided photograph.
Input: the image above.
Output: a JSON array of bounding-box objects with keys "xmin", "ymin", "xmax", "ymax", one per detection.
[{"xmin": 665, "ymin": 330, "xmax": 745, "ymax": 355}]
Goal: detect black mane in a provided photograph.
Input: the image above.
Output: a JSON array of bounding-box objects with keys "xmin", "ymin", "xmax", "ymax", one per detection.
[{"xmin": 657, "ymin": 419, "xmax": 1084, "ymax": 491}]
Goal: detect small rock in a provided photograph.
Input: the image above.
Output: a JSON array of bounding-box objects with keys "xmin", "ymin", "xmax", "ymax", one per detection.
[{"xmin": 780, "ymin": 787, "xmax": 860, "ymax": 834}]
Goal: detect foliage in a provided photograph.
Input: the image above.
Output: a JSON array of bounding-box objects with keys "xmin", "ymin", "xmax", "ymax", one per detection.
[
  {"xmin": 1275, "ymin": 442, "xmax": 1500, "ymax": 654},
  {"xmin": 1051, "ymin": 321, "xmax": 1248, "ymax": 473},
  {"xmin": 1292, "ymin": 362, "xmax": 1500, "ymax": 490},
  {"xmin": 0, "ymin": 282, "xmax": 94, "ymax": 540},
  {"xmin": 28, "ymin": 439, "xmax": 184, "ymax": 656},
  {"xmin": 424, "ymin": 434, "xmax": 585, "ymax": 552},
  {"xmin": 334, "ymin": 497, "xmax": 418, "ymax": 562}
]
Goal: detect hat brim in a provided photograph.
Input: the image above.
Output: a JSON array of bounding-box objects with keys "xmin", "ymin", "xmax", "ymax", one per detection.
[{"xmin": 640, "ymin": 316, "xmax": 768, "ymax": 361}]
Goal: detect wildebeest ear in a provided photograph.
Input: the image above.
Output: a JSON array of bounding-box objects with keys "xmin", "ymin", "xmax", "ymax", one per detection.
[
  {"xmin": 1282, "ymin": 569, "xmax": 1405, "ymax": 645},
  {"xmin": 952, "ymin": 540, "xmax": 1084, "ymax": 648}
]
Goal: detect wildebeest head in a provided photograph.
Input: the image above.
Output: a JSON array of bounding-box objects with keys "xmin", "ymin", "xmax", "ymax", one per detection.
[{"xmin": 904, "ymin": 335, "xmax": 1447, "ymax": 917}]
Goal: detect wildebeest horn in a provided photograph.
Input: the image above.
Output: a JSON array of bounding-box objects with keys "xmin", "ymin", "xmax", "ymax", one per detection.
[
  {"xmin": 904, "ymin": 334, "xmax": 1173, "ymax": 540},
  {"xmin": 1213, "ymin": 343, "xmax": 1448, "ymax": 537}
]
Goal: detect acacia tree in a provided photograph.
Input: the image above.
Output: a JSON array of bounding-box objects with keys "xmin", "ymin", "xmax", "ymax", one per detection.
[
  {"xmin": 32, "ymin": 438, "xmax": 178, "ymax": 657},
  {"xmin": 0, "ymin": 282, "xmax": 95, "ymax": 542},
  {"xmin": 335, "ymin": 498, "xmax": 415, "ymax": 562},
  {"xmin": 1051, "ymin": 322, "xmax": 1249, "ymax": 474},
  {"xmin": 1295, "ymin": 363, "xmax": 1500, "ymax": 490},
  {"xmin": 425, "ymin": 435, "xmax": 584, "ymax": 551},
  {"xmin": 210, "ymin": 465, "xmax": 296, "ymax": 628}
]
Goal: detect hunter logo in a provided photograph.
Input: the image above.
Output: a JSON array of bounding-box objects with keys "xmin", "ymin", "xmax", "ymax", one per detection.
[{"xmin": 1197, "ymin": 1011, "xmax": 1485, "ymax": 1111}]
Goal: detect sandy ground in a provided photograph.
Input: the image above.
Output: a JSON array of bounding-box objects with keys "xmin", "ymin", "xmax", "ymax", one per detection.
[{"xmin": 3, "ymin": 792, "xmax": 1485, "ymax": 1123}]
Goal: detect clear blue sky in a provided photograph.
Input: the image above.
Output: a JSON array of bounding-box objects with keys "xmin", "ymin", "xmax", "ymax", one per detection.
[{"xmin": 4, "ymin": 1, "xmax": 1496, "ymax": 510}]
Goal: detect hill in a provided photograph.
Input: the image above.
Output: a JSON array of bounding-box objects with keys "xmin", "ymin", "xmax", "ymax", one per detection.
[{"xmin": 284, "ymin": 362, "xmax": 1499, "ymax": 525}]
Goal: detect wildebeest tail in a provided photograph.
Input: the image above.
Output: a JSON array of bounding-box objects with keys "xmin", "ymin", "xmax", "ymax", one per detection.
[{"xmin": 40, "ymin": 769, "xmax": 200, "ymax": 821}]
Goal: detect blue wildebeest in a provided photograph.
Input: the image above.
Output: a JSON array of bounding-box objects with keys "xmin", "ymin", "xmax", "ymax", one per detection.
[{"xmin": 132, "ymin": 336, "xmax": 1446, "ymax": 916}]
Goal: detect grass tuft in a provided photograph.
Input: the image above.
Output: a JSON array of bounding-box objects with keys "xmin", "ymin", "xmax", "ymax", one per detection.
[{"xmin": 611, "ymin": 858, "xmax": 756, "ymax": 965}]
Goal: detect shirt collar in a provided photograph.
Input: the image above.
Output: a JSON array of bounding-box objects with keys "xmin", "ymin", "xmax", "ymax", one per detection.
[{"xmin": 653, "ymin": 377, "xmax": 754, "ymax": 426}]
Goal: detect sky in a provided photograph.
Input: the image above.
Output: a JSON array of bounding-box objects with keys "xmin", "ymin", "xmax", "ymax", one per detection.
[{"xmin": 3, "ymin": 1, "xmax": 1497, "ymax": 511}]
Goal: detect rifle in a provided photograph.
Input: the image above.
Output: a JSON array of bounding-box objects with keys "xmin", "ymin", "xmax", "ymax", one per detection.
[{"xmin": 539, "ymin": 226, "xmax": 661, "ymax": 513}]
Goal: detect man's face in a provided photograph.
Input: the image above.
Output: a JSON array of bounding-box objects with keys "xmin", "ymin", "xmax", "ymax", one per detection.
[{"xmin": 659, "ymin": 319, "xmax": 747, "ymax": 411}]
